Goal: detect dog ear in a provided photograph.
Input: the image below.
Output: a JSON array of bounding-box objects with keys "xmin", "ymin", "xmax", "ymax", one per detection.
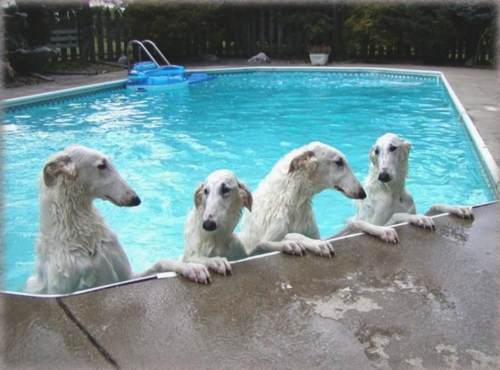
[
  {"xmin": 237, "ymin": 181, "xmax": 253, "ymax": 212},
  {"xmin": 43, "ymin": 155, "xmax": 73, "ymax": 187},
  {"xmin": 194, "ymin": 183, "xmax": 204, "ymax": 208},
  {"xmin": 288, "ymin": 150, "xmax": 317, "ymax": 174},
  {"xmin": 403, "ymin": 140, "xmax": 412, "ymax": 151},
  {"xmin": 369, "ymin": 145, "xmax": 377, "ymax": 163}
]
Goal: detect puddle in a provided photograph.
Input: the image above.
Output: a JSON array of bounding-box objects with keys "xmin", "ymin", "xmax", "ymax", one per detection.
[
  {"xmin": 392, "ymin": 271, "xmax": 456, "ymax": 311},
  {"xmin": 306, "ymin": 287, "xmax": 382, "ymax": 321},
  {"xmin": 438, "ymin": 223, "xmax": 470, "ymax": 244}
]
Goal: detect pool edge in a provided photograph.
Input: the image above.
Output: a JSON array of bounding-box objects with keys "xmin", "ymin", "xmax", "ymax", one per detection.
[{"xmin": 439, "ymin": 72, "xmax": 500, "ymax": 194}]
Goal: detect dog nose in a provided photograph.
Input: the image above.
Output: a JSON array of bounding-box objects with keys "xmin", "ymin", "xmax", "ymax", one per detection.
[
  {"xmin": 358, "ymin": 187, "xmax": 367, "ymax": 199},
  {"xmin": 203, "ymin": 219, "xmax": 217, "ymax": 231},
  {"xmin": 378, "ymin": 171, "xmax": 392, "ymax": 183},
  {"xmin": 130, "ymin": 195, "xmax": 141, "ymax": 206}
]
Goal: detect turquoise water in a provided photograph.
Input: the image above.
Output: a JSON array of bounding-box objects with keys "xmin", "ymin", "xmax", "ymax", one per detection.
[{"xmin": 2, "ymin": 71, "xmax": 496, "ymax": 292}]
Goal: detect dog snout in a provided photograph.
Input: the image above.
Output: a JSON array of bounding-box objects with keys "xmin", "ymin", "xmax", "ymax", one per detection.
[
  {"xmin": 378, "ymin": 171, "xmax": 392, "ymax": 183},
  {"xmin": 202, "ymin": 219, "xmax": 217, "ymax": 231},
  {"xmin": 357, "ymin": 187, "xmax": 367, "ymax": 199}
]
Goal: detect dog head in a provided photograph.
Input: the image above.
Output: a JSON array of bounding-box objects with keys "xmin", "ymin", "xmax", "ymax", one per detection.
[
  {"xmin": 194, "ymin": 169, "xmax": 252, "ymax": 232},
  {"xmin": 42, "ymin": 145, "xmax": 141, "ymax": 207},
  {"xmin": 369, "ymin": 133, "xmax": 411, "ymax": 183},
  {"xmin": 288, "ymin": 142, "xmax": 366, "ymax": 199}
]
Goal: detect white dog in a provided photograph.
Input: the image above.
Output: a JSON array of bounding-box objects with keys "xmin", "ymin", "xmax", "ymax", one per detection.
[
  {"xmin": 240, "ymin": 141, "xmax": 367, "ymax": 257},
  {"xmin": 182, "ymin": 170, "xmax": 252, "ymax": 275},
  {"xmin": 332, "ymin": 133, "xmax": 474, "ymax": 242},
  {"xmin": 182, "ymin": 143, "xmax": 366, "ymax": 275},
  {"xmin": 25, "ymin": 145, "xmax": 210, "ymax": 295}
]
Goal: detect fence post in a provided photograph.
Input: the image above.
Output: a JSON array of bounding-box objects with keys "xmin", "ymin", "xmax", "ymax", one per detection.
[
  {"xmin": 250, "ymin": 12, "xmax": 256, "ymax": 55},
  {"xmin": 268, "ymin": 10, "xmax": 274, "ymax": 54},
  {"xmin": 259, "ymin": 8, "xmax": 265, "ymax": 51},
  {"xmin": 79, "ymin": 1, "xmax": 92, "ymax": 62},
  {"xmin": 286, "ymin": 25, "xmax": 292, "ymax": 57},
  {"xmin": 69, "ymin": 10, "xmax": 78, "ymax": 61},
  {"xmin": 105, "ymin": 8, "xmax": 113, "ymax": 61},
  {"xmin": 96, "ymin": 8, "xmax": 105, "ymax": 60},
  {"xmin": 114, "ymin": 10, "xmax": 123, "ymax": 59},
  {"xmin": 233, "ymin": 21, "xmax": 240, "ymax": 56},
  {"xmin": 277, "ymin": 11, "xmax": 283, "ymax": 55}
]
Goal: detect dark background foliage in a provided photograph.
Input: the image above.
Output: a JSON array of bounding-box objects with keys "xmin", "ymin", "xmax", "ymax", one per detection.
[{"xmin": 3, "ymin": 0, "xmax": 498, "ymax": 67}]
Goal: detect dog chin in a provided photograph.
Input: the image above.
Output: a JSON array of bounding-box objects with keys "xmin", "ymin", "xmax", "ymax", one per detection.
[{"xmin": 103, "ymin": 195, "xmax": 141, "ymax": 207}]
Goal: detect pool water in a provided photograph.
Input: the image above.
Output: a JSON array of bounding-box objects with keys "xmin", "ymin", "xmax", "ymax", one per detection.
[{"xmin": 2, "ymin": 71, "xmax": 496, "ymax": 292}]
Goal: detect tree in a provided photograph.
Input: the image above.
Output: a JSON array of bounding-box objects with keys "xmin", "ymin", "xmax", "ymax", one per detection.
[
  {"xmin": 122, "ymin": 3, "xmax": 223, "ymax": 60},
  {"xmin": 443, "ymin": 1, "xmax": 497, "ymax": 66},
  {"xmin": 344, "ymin": 4, "xmax": 457, "ymax": 63}
]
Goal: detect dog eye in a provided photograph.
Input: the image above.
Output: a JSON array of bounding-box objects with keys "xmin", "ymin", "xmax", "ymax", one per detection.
[
  {"xmin": 203, "ymin": 188, "xmax": 209, "ymax": 195},
  {"xmin": 374, "ymin": 148, "xmax": 380, "ymax": 155},
  {"xmin": 334, "ymin": 158, "xmax": 344, "ymax": 166},
  {"xmin": 221, "ymin": 184, "xmax": 231, "ymax": 194},
  {"xmin": 389, "ymin": 146, "xmax": 397, "ymax": 152},
  {"xmin": 97, "ymin": 162, "xmax": 107, "ymax": 170}
]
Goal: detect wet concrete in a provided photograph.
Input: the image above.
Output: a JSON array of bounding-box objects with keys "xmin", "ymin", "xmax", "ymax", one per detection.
[
  {"xmin": 1, "ymin": 296, "xmax": 115, "ymax": 369},
  {"xmin": 2, "ymin": 202, "xmax": 498, "ymax": 370}
]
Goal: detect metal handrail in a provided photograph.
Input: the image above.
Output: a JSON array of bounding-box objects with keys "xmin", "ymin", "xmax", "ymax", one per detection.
[
  {"xmin": 141, "ymin": 39, "xmax": 170, "ymax": 66},
  {"xmin": 126, "ymin": 40, "xmax": 160, "ymax": 71}
]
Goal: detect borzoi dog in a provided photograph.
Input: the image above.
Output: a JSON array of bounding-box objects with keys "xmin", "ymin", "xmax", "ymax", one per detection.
[
  {"xmin": 182, "ymin": 143, "xmax": 366, "ymax": 275},
  {"xmin": 182, "ymin": 170, "xmax": 252, "ymax": 275},
  {"xmin": 25, "ymin": 145, "xmax": 210, "ymax": 295},
  {"xmin": 332, "ymin": 133, "xmax": 473, "ymax": 242},
  {"xmin": 240, "ymin": 141, "xmax": 366, "ymax": 257}
]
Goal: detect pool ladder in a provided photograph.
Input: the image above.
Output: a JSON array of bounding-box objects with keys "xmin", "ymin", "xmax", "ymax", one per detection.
[{"xmin": 126, "ymin": 39, "xmax": 171, "ymax": 70}]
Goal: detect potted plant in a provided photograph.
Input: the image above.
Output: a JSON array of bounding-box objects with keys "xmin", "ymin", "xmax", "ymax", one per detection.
[{"xmin": 307, "ymin": 44, "xmax": 331, "ymax": 66}]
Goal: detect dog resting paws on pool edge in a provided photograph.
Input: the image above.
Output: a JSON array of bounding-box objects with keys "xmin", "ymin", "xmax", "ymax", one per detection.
[
  {"xmin": 182, "ymin": 144, "xmax": 367, "ymax": 275},
  {"xmin": 330, "ymin": 133, "xmax": 474, "ymax": 242},
  {"xmin": 25, "ymin": 145, "xmax": 210, "ymax": 295},
  {"xmin": 182, "ymin": 169, "xmax": 252, "ymax": 276},
  {"xmin": 239, "ymin": 141, "xmax": 367, "ymax": 257}
]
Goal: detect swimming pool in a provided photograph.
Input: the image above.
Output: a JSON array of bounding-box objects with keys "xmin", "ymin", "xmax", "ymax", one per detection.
[{"xmin": 2, "ymin": 68, "xmax": 497, "ymax": 293}]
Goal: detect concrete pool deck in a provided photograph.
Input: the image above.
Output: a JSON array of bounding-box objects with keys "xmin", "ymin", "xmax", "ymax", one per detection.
[{"xmin": 1, "ymin": 63, "xmax": 499, "ymax": 369}]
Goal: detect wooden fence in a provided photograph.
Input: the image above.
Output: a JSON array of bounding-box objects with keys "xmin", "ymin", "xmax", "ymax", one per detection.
[
  {"xmin": 48, "ymin": 7, "xmax": 128, "ymax": 63},
  {"xmin": 48, "ymin": 7, "xmax": 495, "ymax": 65}
]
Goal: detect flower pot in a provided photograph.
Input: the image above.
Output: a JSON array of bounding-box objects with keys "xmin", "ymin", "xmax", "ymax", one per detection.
[{"xmin": 309, "ymin": 53, "xmax": 329, "ymax": 66}]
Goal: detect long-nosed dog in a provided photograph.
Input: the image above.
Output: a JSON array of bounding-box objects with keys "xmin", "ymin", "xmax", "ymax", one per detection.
[
  {"xmin": 182, "ymin": 170, "xmax": 252, "ymax": 276},
  {"xmin": 26, "ymin": 146, "xmax": 211, "ymax": 295},
  {"xmin": 183, "ymin": 142, "xmax": 367, "ymax": 275},
  {"xmin": 331, "ymin": 133, "xmax": 473, "ymax": 242}
]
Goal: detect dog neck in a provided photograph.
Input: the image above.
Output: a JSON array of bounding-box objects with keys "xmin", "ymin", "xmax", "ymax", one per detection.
[
  {"xmin": 39, "ymin": 181, "xmax": 109, "ymax": 256},
  {"xmin": 268, "ymin": 168, "xmax": 315, "ymax": 211}
]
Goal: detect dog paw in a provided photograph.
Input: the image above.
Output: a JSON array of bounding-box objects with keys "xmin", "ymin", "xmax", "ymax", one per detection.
[
  {"xmin": 184, "ymin": 263, "xmax": 211, "ymax": 284},
  {"xmin": 304, "ymin": 240, "xmax": 335, "ymax": 258},
  {"xmin": 206, "ymin": 257, "xmax": 232, "ymax": 276},
  {"xmin": 451, "ymin": 206, "xmax": 474, "ymax": 219},
  {"xmin": 280, "ymin": 241, "xmax": 306, "ymax": 256},
  {"xmin": 412, "ymin": 214, "xmax": 435, "ymax": 230},
  {"xmin": 378, "ymin": 227, "xmax": 399, "ymax": 244}
]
